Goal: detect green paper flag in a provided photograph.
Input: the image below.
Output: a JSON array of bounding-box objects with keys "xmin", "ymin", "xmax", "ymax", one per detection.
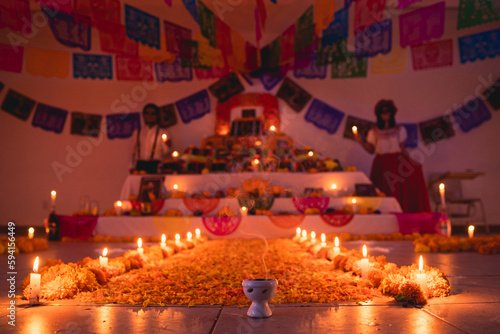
[
  {"xmin": 457, "ymin": 0, "xmax": 500, "ymax": 30},
  {"xmin": 198, "ymin": 1, "xmax": 217, "ymax": 47}
]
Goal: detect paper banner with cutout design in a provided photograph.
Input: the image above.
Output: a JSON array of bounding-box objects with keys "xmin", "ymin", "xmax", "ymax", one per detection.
[
  {"xmin": 0, "ymin": 0, "xmax": 31, "ymax": 33},
  {"xmin": 353, "ymin": 0, "xmax": 387, "ymax": 33},
  {"xmin": 280, "ymin": 24, "xmax": 296, "ymax": 64},
  {"xmin": 315, "ymin": 0, "xmax": 335, "ymax": 35},
  {"xmin": 452, "ymin": 98, "xmax": 491, "ymax": 133},
  {"xmin": 483, "ymin": 78, "xmax": 500, "ymax": 110},
  {"xmin": 400, "ymin": 123, "xmax": 419, "ymax": 148},
  {"xmin": 294, "ymin": 48, "xmax": 327, "ymax": 79},
  {"xmin": 276, "ymin": 77, "xmax": 312, "ymax": 112},
  {"xmin": 292, "ymin": 197, "xmax": 329, "ymax": 213},
  {"xmin": 181, "ymin": 0, "xmax": 199, "ymax": 24},
  {"xmin": 343, "ymin": 115, "xmax": 375, "ymax": 141},
  {"xmin": 268, "ymin": 215, "xmax": 305, "ymax": 229},
  {"xmin": 398, "ymin": 0, "xmax": 422, "ymax": 10},
  {"xmin": 31, "ymin": 103, "xmax": 68, "ymax": 134},
  {"xmin": 89, "ymin": 0, "xmax": 121, "ymax": 28},
  {"xmin": 164, "ymin": 20, "xmax": 192, "ymax": 55},
  {"xmin": 317, "ymin": 39, "xmax": 348, "ymax": 66},
  {"xmin": 42, "ymin": 5, "xmax": 90, "ymax": 51},
  {"xmin": 321, "ymin": 8, "xmax": 348, "ymax": 47},
  {"xmin": 26, "ymin": 47, "xmax": 70, "ymax": 78},
  {"xmin": 183, "ymin": 198, "xmax": 220, "ymax": 215},
  {"xmin": 418, "ymin": 115, "xmax": 455, "ymax": 144},
  {"xmin": 355, "ymin": 19, "xmax": 392, "ymax": 58},
  {"xmin": 175, "ymin": 90, "xmax": 211, "ymax": 124},
  {"xmin": 457, "ymin": 0, "xmax": 500, "ymax": 30},
  {"xmin": 155, "ymin": 56, "xmax": 193, "ymax": 82},
  {"xmin": 331, "ymin": 52, "xmax": 368, "ymax": 79},
  {"xmin": 399, "ymin": 2, "xmax": 445, "ymax": 48},
  {"xmin": 73, "ymin": 53, "xmax": 112, "ymax": 80},
  {"xmin": 34, "ymin": 0, "xmax": 72, "ymax": 14},
  {"xmin": 115, "ymin": 55, "xmax": 154, "ymax": 81},
  {"xmin": 458, "ymin": 28, "xmax": 500, "ymax": 63},
  {"xmin": 411, "ymin": 39, "xmax": 453, "ymax": 70},
  {"xmin": 202, "ymin": 216, "xmax": 241, "ymax": 236},
  {"xmin": 125, "ymin": 4, "xmax": 160, "ymax": 49},
  {"xmin": 1, "ymin": 89, "xmax": 36, "ymax": 121},
  {"xmin": 294, "ymin": 6, "xmax": 314, "ymax": 52},
  {"xmin": 305, "ymin": 99, "xmax": 345, "ymax": 134},
  {"xmin": 370, "ymin": 46, "xmax": 408, "ymax": 74},
  {"xmin": 216, "ymin": 17, "xmax": 232, "ymax": 57},
  {"xmin": 208, "ymin": 72, "xmax": 245, "ymax": 102},
  {"xmin": 139, "ymin": 33, "xmax": 175, "ymax": 63},
  {"xmin": 260, "ymin": 37, "xmax": 281, "ymax": 71},
  {"xmin": 198, "ymin": 1, "xmax": 216, "ymax": 47},
  {"xmin": 0, "ymin": 43, "xmax": 23, "ymax": 73},
  {"xmin": 320, "ymin": 212, "xmax": 354, "ymax": 227},
  {"xmin": 259, "ymin": 72, "xmax": 285, "ymax": 91},
  {"xmin": 70, "ymin": 112, "xmax": 102, "ymax": 137},
  {"xmin": 98, "ymin": 22, "xmax": 138, "ymax": 56},
  {"xmin": 153, "ymin": 216, "xmax": 191, "ymax": 236},
  {"xmin": 106, "ymin": 112, "xmax": 141, "ymax": 139}
]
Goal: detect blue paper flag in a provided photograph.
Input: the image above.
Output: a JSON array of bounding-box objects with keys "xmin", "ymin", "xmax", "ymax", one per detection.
[
  {"xmin": 399, "ymin": 123, "xmax": 419, "ymax": 148},
  {"xmin": 125, "ymin": 4, "xmax": 160, "ymax": 49},
  {"xmin": 259, "ymin": 72, "xmax": 284, "ymax": 90},
  {"xmin": 42, "ymin": 5, "xmax": 90, "ymax": 51},
  {"xmin": 355, "ymin": 19, "xmax": 392, "ymax": 58},
  {"xmin": 322, "ymin": 8, "xmax": 349, "ymax": 47},
  {"xmin": 32, "ymin": 103, "xmax": 68, "ymax": 134},
  {"xmin": 175, "ymin": 90, "xmax": 211, "ymax": 124},
  {"xmin": 73, "ymin": 54, "xmax": 113, "ymax": 80},
  {"xmin": 294, "ymin": 51, "xmax": 327, "ymax": 79},
  {"xmin": 181, "ymin": 0, "xmax": 200, "ymax": 24},
  {"xmin": 155, "ymin": 56, "xmax": 193, "ymax": 82},
  {"xmin": 304, "ymin": 99, "xmax": 345, "ymax": 134},
  {"xmin": 106, "ymin": 113, "xmax": 141, "ymax": 140},
  {"xmin": 452, "ymin": 98, "xmax": 492, "ymax": 133},
  {"xmin": 458, "ymin": 28, "xmax": 500, "ymax": 64}
]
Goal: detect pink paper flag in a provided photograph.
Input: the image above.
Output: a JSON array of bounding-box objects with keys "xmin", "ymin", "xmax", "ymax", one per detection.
[
  {"xmin": 354, "ymin": 0, "xmax": 387, "ymax": 33},
  {"xmin": 0, "ymin": 0, "xmax": 31, "ymax": 33},
  {"xmin": 280, "ymin": 24, "xmax": 296, "ymax": 65},
  {"xmin": 115, "ymin": 55, "xmax": 154, "ymax": 81},
  {"xmin": 34, "ymin": 0, "xmax": 73, "ymax": 14},
  {"xmin": 99, "ymin": 22, "xmax": 138, "ymax": 55},
  {"xmin": 398, "ymin": 0, "xmax": 422, "ymax": 10},
  {"xmin": 0, "ymin": 43, "xmax": 24, "ymax": 73},
  {"xmin": 411, "ymin": 39, "xmax": 453, "ymax": 70},
  {"xmin": 400, "ymin": 1, "xmax": 445, "ymax": 48}
]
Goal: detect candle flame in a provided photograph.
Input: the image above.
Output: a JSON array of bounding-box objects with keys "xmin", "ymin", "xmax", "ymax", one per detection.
[
  {"xmin": 102, "ymin": 248, "xmax": 108, "ymax": 257},
  {"xmin": 331, "ymin": 184, "xmax": 337, "ymax": 190},
  {"xmin": 311, "ymin": 231, "xmax": 316, "ymax": 240},
  {"xmin": 161, "ymin": 234, "xmax": 166, "ymax": 243},
  {"xmin": 172, "ymin": 151, "xmax": 179, "ymax": 158},
  {"xmin": 241, "ymin": 206, "xmax": 247, "ymax": 212},
  {"xmin": 308, "ymin": 151, "xmax": 313, "ymax": 157},
  {"xmin": 187, "ymin": 232, "xmax": 192, "ymax": 239},
  {"xmin": 296, "ymin": 227, "xmax": 301, "ymax": 236},
  {"xmin": 173, "ymin": 184, "xmax": 179, "ymax": 190},
  {"xmin": 175, "ymin": 234, "xmax": 180, "ymax": 241},
  {"xmin": 321, "ymin": 233, "xmax": 326, "ymax": 243},
  {"xmin": 468, "ymin": 225, "xmax": 474, "ymax": 232},
  {"xmin": 51, "ymin": 190, "xmax": 56, "ymax": 197},
  {"xmin": 162, "ymin": 134, "xmax": 167, "ymax": 141},
  {"xmin": 352, "ymin": 198, "xmax": 357, "ymax": 204},
  {"xmin": 301, "ymin": 230, "xmax": 307, "ymax": 238},
  {"xmin": 253, "ymin": 159, "xmax": 260, "ymax": 165},
  {"xmin": 33, "ymin": 256, "xmax": 39, "ymax": 273},
  {"xmin": 195, "ymin": 228, "xmax": 200, "ymax": 236},
  {"xmin": 270, "ymin": 125, "xmax": 276, "ymax": 131},
  {"xmin": 335, "ymin": 237, "xmax": 339, "ymax": 247},
  {"xmin": 116, "ymin": 200, "xmax": 122, "ymax": 207},
  {"xmin": 362, "ymin": 245, "xmax": 367, "ymax": 258},
  {"xmin": 352, "ymin": 126, "xmax": 357, "ymax": 132},
  {"xmin": 137, "ymin": 238, "xmax": 142, "ymax": 248},
  {"xmin": 28, "ymin": 227, "xmax": 34, "ymax": 234},
  {"xmin": 419, "ymin": 255, "xmax": 423, "ymax": 271},
  {"xmin": 439, "ymin": 183, "xmax": 445, "ymax": 190}
]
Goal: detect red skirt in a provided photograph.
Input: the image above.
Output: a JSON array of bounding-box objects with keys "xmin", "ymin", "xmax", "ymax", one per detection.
[{"xmin": 370, "ymin": 153, "xmax": 431, "ymax": 213}]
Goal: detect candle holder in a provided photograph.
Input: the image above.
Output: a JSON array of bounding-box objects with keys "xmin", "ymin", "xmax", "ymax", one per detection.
[{"xmin": 242, "ymin": 278, "xmax": 278, "ymax": 318}]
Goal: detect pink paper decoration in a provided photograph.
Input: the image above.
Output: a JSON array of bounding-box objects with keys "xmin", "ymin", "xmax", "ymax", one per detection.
[
  {"xmin": 411, "ymin": 39, "xmax": 453, "ymax": 70},
  {"xmin": 99, "ymin": 22, "xmax": 138, "ymax": 55},
  {"xmin": 292, "ymin": 197, "xmax": 330, "ymax": 214},
  {"xmin": 398, "ymin": 0, "xmax": 422, "ymax": 10},
  {"xmin": 399, "ymin": 1, "xmax": 445, "ymax": 48},
  {"xmin": 319, "ymin": 212, "xmax": 354, "ymax": 227},
  {"xmin": 202, "ymin": 216, "xmax": 241, "ymax": 236},
  {"xmin": 182, "ymin": 198, "xmax": 220, "ymax": 215},
  {"xmin": 34, "ymin": 0, "xmax": 73, "ymax": 14},
  {"xmin": 0, "ymin": 43, "xmax": 24, "ymax": 73},
  {"xmin": 353, "ymin": 0, "xmax": 387, "ymax": 33},
  {"xmin": 268, "ymin": 215, "xmax": 305, "ymax": 229},
  {"xmin": 115, "ymin": 55, "xmax": 154, "ymax": 81},
  {"xmin": 0, "ymin": 0, "xmax": 31, "ymax": 33}
]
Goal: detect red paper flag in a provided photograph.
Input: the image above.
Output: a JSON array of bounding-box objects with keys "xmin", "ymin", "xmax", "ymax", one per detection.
[
  {"xmin": 0, "ymin": 0, "xmax": 31, "ymax": 33},
  {"xmin": 0, "ymin": 43, "xmax": 24, "ymax": 73}
]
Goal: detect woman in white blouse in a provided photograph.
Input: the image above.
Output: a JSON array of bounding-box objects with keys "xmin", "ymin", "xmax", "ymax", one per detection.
[{"xmin": 355, "ymin": 100, "xmax": 430, "ymax": 212}]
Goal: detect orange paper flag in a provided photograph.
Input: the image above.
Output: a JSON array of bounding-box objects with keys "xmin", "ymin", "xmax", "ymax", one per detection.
[
  {"xmin": 315, "ymin": 0, "xmax": 335, "ymax": 36},
  {"xmin": 26, "ymin": 47, "xmax": 70, "ymax": 78}
]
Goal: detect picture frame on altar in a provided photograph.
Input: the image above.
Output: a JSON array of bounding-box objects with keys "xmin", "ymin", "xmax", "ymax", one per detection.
[
  {"xmin": 139, "ymin": 176, "xmax": 165, "ymax": 201},
  {"xmin": 355, "ymin": 183, "xmax": 377, "ymax": 197}
]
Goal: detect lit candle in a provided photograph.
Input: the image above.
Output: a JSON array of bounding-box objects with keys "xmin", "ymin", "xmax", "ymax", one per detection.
[
  {"xmin": 172, "ymin": 151, "xmax": 179, "ymax": 158},
  {"xmin": 301, "ymin": 229, "xmax": 307, "ymax": 241},
  {"xmin": 161, "ymin": 133, "xmax": 168, "ymax": 142},
  {"xmin": 352, "ymin": 126, "xmax": 358, "ymax": 135},
  {"xmin": 416, "ymin": 255, "xmax": 428, "ymax": 297},
  {"xmin": 241, "ymin": 206, "xmax": 248, "ymax": 216},
  {"xmin": 99, "ymin": 248, "xmax": 108, "ymax": 267},
  {"xmin": 187, "ymin": 232, "xmax": 192, "ymax": 241},
  {"xmin": 137, "ymin": 238, "xmax": 144, "ymax": 255},
  {"xmin": 439, "ymin": 183, "xmax": 446, "ymax": 210},
  {"xmin": 161, "ymin": 234, "xmax": 167, "ymax": 249},
  {"xmin": 173, "ymin": 184, "xmax": 179, "ymax": 191},
  {"xmin": 175, "ymin": 233, "xmax": 181, "ymax": 246},
  {"xmin": 50, "ymin": 190, "xmax": 56, "ymax": 207},
  {"xmin": 296, "ymin": 227, "xmax": 301, "ymax": 238},
  {"xmin": 333, "ymin": 237, "xmax": 341, "ymax": 257},
  {"xmin": 360, "ymin": 245, "xmax": 370, "ymax": 277},
  {"xmin": 468, "ymin": 225, "xmax": 475, "ymax": 238},
  {"xmin": 28, "ymin": 227, "xmax": 34, "ymax": 239},
  {"xmin": 351, "ymin": 198, "xmax": 358, "ymax": 213},
  {"xmin": 310, "ymin": 231, "xmax": 316, "ymax": 243},
  {"xmin": 320, "ymin": 233, "xmax": 326, "ymax": 247},
  {"xmin": 269, "ymin": 125, "xmax": 276, "ymax": 132},
  {"xmin": 331, "ymin": 183, "xmax": 338, "ymax": 197},
  {"xmin": 308, "ymin": 151, "xmax": 314, "ymax": 157},
  {"xmin": 195, "ymin": 228, "xmax": 201, "ymax": 239},
  {"xmin": 114, "ymin": 201, "xmax": 123, "ymax": 216},
  {"xmin": 29, "ymin": 256, "xmax": 41, "ymax": 305}
]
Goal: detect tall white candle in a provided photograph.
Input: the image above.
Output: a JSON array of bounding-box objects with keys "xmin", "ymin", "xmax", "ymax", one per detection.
[
  {"xmin": 114, "ymin": 201, "xmax": 123, "ymax": 216},
  {"xmin": 241, "ymin": 206, "xmax": 248, "ymax": 216},
  {"xmin": 50, "ymin": 190, "xmax": 56, "ymax": 208},
  {"xmin": 360, "ymin": 245, "xmax": 370, "ymax": 277},
  {"xmin": 331, "ymin": 183, "xmax": 338, "ymax": 197},
  {"xmin": 333, "ymin": 237, "xmax": 341, "ymax": 257},
  {"xmin": 468, "ymin": 225, "xmax": 475, "ymax": 238},
  {"xmin": 296, "ymin": 228, "xmax": 301, "ymax": 238},
  {"xmin": 175, "ymin": 233, "xmax": 181, "ymax": 246},
  {"xmin": 161, "ymin": 234, "xmax": 167, "ymax": 249},
  {"xmin": 439, "ymin": 183, "xmax": 446, "ymax": 210},
  {"xmin": 187, "ymin": 232, "xmax": 192, "ymax": 241},
  {"xmin": 352, "ymin": 126, "xmax": 358, "ymax": 135},
  {"xmin": 351, "ymin": 198, "xmax": 358, "ymax": 213},
  {"xmin": 29, "ymin": 256, "xmax": 41, "ymax": 305},
  {"xmin": 301, "ymin": 229, "xmax": 307, "ymax": 241},
  {"xmin": 320, "ymin": 233, "xmax": 327, "ymax": 247},
  {"xmin": 416, "ymin": 255, "xmax": 428, "ymax": 297},
  {"xmin": 310, "ymin": 231, "xmax": 316, "ymax": 244},
  {"xmin": 137, "ymin": 238, "xmax": 144, "ymax": 255},
  {"xmin": 99, "ymin": 248, "xmax": 108, "ymax": 267},
  {"xmin": 195, "ymin": 228, "xmax": 201, "ymax": 239},
  {"xmin": 28, "ymin": 227, "xmax": 35, "ymax": 239}
]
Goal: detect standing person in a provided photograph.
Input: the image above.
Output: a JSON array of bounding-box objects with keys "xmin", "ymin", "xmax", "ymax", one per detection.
[
  {"xmin": 355, "ymin": 100, "xmax": 430, "ymax": 212},
  {"xmin": 130, "ymin": 103, "xmax": 172, "ymax": 174}
]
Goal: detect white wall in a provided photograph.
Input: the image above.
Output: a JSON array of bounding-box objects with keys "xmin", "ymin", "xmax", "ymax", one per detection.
[{"xmin": 0, "ymin": 2, "xmax": 499, "ymax": 228}]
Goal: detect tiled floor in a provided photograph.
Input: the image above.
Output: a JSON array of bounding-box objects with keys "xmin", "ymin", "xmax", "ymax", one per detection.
[{"xmin": 1, "ymin": 238, "xmax": 499, "ymax": 333}]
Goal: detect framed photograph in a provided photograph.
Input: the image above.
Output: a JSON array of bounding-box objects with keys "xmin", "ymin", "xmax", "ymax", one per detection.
[
  {"xmin": 158, "ymin": 104, "xmax": 177, "ymax": 129},
  {"xmin": 355, "ymin": 183, "xmax": 377, "ymax": 197},
  {"xmin": 139, "ymin": 177, "xmax": 165, "ymax": 201}
]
